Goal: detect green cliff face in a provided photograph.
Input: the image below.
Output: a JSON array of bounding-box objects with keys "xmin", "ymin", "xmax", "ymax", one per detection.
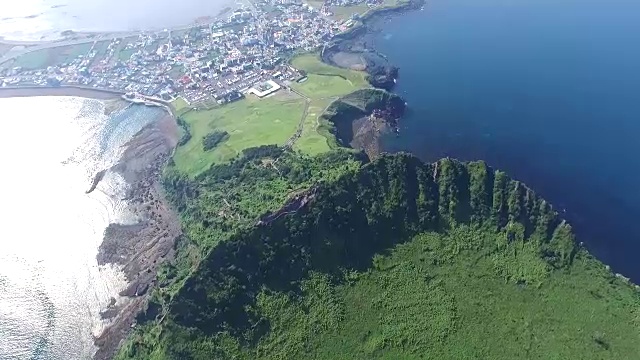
[{"xmin": 118, "ymin": 152, "xmax": 639, "ymax": 360}]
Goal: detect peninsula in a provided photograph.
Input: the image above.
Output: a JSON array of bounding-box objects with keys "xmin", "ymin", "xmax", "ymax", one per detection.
[
  {"xmin": 107, "ymin": 2, "xmax": 636, "ymax": 358},
  {"xmin": 115, "ymin": 150, "xmax": 640, "ymax": 359},
  {"xmin": 3, "ymin": 0, "xmax": 637, "ymax": 359}
]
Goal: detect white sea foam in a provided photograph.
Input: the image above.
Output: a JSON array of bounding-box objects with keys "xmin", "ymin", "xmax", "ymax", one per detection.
[{"xmin": 0, "ymin": 96, "xmax": 163, "ymax": 359}]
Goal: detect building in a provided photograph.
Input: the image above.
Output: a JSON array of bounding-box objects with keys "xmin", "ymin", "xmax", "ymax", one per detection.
[{"xmin": 247, "ymin": 79, "xmax": 281, "ymax": 97}]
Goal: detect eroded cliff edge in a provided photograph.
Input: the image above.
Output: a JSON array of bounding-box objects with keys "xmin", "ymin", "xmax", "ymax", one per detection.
[{"xmin": 118, "ymin": 151, "xmax": 640, "ymax": 359}]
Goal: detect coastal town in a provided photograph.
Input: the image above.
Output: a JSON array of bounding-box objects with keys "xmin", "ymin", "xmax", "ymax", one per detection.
[{"xmin": 0, "ymin": 0, "xmax": 392, "ymax": 107}]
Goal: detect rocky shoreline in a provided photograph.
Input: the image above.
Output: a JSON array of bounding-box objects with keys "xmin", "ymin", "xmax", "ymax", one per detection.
[
  {"xmin": 321, "ymin": 0, "xmax": 425, "ymax": 90},
  {"xmin": 92, "ymin": 114, "xmax": 181, "ymax": 360},
  {"xmin": 316, "ymin": 0, "xmax": 423, "ymax": 158},
  {"xmin": 89, "ymin": 2, "xmax": 419, "ymax": 357},
  {"xmin": 320, "ymin": 88, "xmax": 405, "ymax": 159}
]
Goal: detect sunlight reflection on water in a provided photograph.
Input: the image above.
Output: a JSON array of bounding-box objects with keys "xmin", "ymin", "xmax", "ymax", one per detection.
[{"xmin": 0, "ymin": 96, "xmax": 162, "ymax": 359}]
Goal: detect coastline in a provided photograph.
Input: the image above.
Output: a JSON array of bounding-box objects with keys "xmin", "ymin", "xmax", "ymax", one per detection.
[
  {"xmin": 0, "ymin": 3, "xmax": 418, "ymax": 358},
  {"xmin": 0, "ymin": 89, "xmax": 181, "ymax": 359},
  {"xmin": 0, "ymin": 85, "xmax": 123, "ymax": 100},
  {"xmin": 321, "ymin": 0, "xmax": 425, "ymax": 89},
  {"xmin": 313, "ymin": 0, "xmax": 423, "ymax": 158},
  {"xmin": 93, "ymin": 113, "xmax": 181, "ymax": 360}
]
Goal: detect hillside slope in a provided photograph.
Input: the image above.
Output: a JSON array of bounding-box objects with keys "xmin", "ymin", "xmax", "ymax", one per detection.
[{"xmin": 118, "ymin": 153, "xmax": 640, "ymax": 359}]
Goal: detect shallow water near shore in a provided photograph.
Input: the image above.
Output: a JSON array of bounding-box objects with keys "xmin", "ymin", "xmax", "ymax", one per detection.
[
  {"xmin": 0, "ymin": 97, "xmax": 165, "ymax": 359},
  {"xmin": 375, "ymin": 0, "xmax": 640, "ymax": 280},
  {"xmin": 0, "ymin": 0, "xmax": 238, "ymax": 41}
]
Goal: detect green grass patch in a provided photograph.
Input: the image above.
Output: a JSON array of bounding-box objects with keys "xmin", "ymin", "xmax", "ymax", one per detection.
[
  {"xmin": 171, "ymin": 97, "xmax": 190, "ymax": 114},
  {"xmin": 252, "ymin": 229, "xmax": 640, "ymax": 360},
  {"xmin": 331, "ymin": 4, "xmax": 371, "ymax": 20},
  {"xmin": 293, "ymin": 98, "xmax": 332, "ymax": 155},
  {"xmin": 292, "ymin": 73, "xmax": 364, "ymax": 99},
  {"xmin": 289, "ymin": 53, "xmax": 370, "ymax": 155},
  {"xmin": 172, "ymin": 94, "xmax": 306, "ymax": 176},
  {"xmin": 117, "ymin": 47, "xmax": 136, "ymax": 62},
  {"xmin": 291, "ymin": 53, "xmax": 369, "ymax": 91},
  {"xmin": 168, "ymin": 65, "xmax": 185, "ymax": 79}
]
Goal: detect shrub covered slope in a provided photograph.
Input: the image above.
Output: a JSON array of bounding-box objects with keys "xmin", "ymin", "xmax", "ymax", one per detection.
[{"xmin": 118, "ymin": 152, "xmax": 640, "ymax": 359}]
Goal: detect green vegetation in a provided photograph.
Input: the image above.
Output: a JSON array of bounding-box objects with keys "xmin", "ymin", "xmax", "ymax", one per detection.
[
  {"xmin": 11, "ymin": 43, "xmax": 93, "ymax": 70},
  {"xmin": 202, "ymin": 130, "xmax": 229, "ymax": 151},
  {"xmin": 307, "ymin": 0, "xmax": 402, "ymax": 21},
  {"xmin": 117, "ymin": 48, "xmax": 136, "ymax": 62},
  {"xmin": 294, "ymin": 73, "xmax": 363, "ymax": 98},
  {"xmin": 172, "ymin": 94, "xmax": 306, "ymax": 176},
  {"xmin": 289, "ymin": 53, "xmax": 370, "ymax": 155},
  {"xmin": 175, "ymin": 116, "xmax": 192, "ymax": 147},
  {"xmin": 117, "ymin": 152, "xmax": 640, "ymax": 359},
  {"xmin": 169, "ymin": 53, "xmax": 369, "ymax": 175},
  {"xmin": 106, "ymin": 47, "xmax": 637, "ymax": 360},
  {"xmin": 170, "ymin": 97, "xmax": 189, "ymax": 114},
  {"xmin": 291, "ymin": 53, "xmax": 369, "ymax": 90},
  {"xmin": 292, "ymin": 98, "xmax": 333, "ymax": 155},
  {"xmin": 332, "ymin": 4, "xmax": 371, "ymax": 20}
]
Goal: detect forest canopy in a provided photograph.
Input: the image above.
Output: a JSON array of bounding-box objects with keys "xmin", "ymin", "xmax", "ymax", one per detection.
[{"xmin": 117, "ymin": 151, "xmax": 640, "ymax": 360}]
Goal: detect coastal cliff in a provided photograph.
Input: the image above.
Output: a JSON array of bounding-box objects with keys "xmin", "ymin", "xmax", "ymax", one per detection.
[
  {"xmin": 321, "ymin": 88, "xmax": 405, "ymax": 158},
  {"xmin": 116, "ymin": 151, "xmax": 640, "ymax": 359}
]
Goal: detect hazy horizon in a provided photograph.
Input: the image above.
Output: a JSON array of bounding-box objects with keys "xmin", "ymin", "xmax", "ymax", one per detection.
[{"xmin": 0, "ymin": 0, "xmax": 239, "ymax": 41}]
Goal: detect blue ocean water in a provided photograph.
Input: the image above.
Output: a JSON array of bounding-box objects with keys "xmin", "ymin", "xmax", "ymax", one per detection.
[{"xmin": 376, "ymin": 0, "xmax": 640, "ymax": 280}]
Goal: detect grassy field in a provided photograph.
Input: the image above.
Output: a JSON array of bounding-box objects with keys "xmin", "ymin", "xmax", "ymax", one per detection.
[
  {"xmin": 292, "ymin": 98, "xmax": 333, "ymax": 155},
  {"xmin": 293, "ymin": 73, "xmax": 363, "ymax": 98},
  {"xmin": 172, "ymin": 93, "xmax": 306, "ymax": 176},
  {"xmin": 169, "ymin": 53, "xmax": 368, "ymax": 174},
  {"xmin": 171, "ymin": 97, "xmax": 190, "ymax": 114},
  {"xmin": 291, "ymin": 53, "xmax": 369, "ymax": 89},
  {"xmin": 11, "ymin": 43, "xmax": 93, "ymax": 70},
  {"xmin": 331, "ymin": 4, "xmax": 371, "ymax": 20},
  {"xmin": 117, "ymin": 47, "xmax": 136, "ymax": 62},
  {"xmin": 252, "ymin": 229, "xmax": 640, "ymax": 359},
  {"xmin": 290, "ymin": 53, "xmax": 369, "ymax": 154}
]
